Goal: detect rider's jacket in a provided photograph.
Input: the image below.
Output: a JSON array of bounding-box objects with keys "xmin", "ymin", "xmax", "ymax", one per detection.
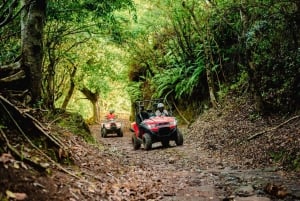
[
  {"xmin": 155, "ymin": 109, "xmax": 169, "ymax": 117},
  {"xmin": 106, "ymin": 114, "xmax": 116, "ymax": 119}
]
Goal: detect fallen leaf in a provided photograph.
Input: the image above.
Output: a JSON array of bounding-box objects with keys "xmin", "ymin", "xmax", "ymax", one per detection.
[
  {"xmin": 6, "ymin": 191, "xmax": 27, "ymax": 200},
  {"xmin": 88, "ymin": 183, "xmax": 96, "ymax": 193},
  {"xmin": 0, "ymin": 153, "xmax": 14, "ymax": 163},
  {"xmin": 14, "ymin": 193, "xmax": 28, "ymax": 200},
  {"xmin": 6, "ymin": 190, "xmax": 16, "ymax": 198},
  {"xmin": 264, "ymin": 183, "xmax": 288, "ymax": 198},
  {"xmin": 13, "ymin": 162, "xmax": 20, "ymax": 169},
  {"xmin": 40, "ymin": 162, "xmax": 50, "ymax": 168}
]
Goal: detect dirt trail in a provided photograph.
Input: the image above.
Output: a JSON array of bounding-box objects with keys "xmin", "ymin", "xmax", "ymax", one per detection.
[
  {"xmin": 95, "ymin": 125, "xmax": 218, "ymax": 201},
  {"xmin": 93, "ymin": 124, "xmax": 300, "ymax": 201},
  {"xmin": 1, "ymin": 122, "xmax": 298, "ymax": 201}
]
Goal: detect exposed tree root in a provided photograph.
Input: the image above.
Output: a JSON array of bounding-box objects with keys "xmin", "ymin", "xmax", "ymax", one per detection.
[
  {"xmin": 0, "ymin": 95, "xmax": 83, "ymax": 179},
  {"xmin": 0, "ymin": 127, "xmax": 46, "ymax": 172},
  {"xmin": 0, "ymin": 95, "xmax": 65, "ymax": 150}
]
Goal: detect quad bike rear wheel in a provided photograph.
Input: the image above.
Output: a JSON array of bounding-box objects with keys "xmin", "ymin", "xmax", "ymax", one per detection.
[
  {"xmin": 143, "ymin": 133, "xmax": 152, "ymax": 150},
  {"xmin": 132, "ymin": 134, "xmax": 141, "ymax": 150},
  {"xmin": 175, "ymin": 129, "xmax": 183, "ymax": 146}
]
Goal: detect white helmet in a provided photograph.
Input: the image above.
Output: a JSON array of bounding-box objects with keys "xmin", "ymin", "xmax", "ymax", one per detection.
[{"xmin": 157, "ymin": 103, "xmax": 164, "ymax": 108}]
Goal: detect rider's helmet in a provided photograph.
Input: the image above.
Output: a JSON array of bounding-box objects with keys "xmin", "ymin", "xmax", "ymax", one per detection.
[
  {"xmin": 157, "ymin": 103, "xmax": 164, "ymax": 111},
  {"xmin": 109, "ymin": 109, "xmax": 114, "ymax": 114}
]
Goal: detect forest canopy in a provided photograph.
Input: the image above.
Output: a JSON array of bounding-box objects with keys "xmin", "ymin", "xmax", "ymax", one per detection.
[{"xmin": 0, "ymin": 0, "xmax": 299, "ymax": 121}]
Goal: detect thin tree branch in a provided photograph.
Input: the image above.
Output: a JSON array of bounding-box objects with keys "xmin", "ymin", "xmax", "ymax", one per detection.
[{"xmin": 247, "ymin": 115, "xmax": 300, "ymax": 141}]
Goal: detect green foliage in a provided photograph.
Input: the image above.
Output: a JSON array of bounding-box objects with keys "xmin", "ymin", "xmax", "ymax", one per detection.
[
  {"xmin": 48, "ymin": 0, "xmax": 136, "ymax": 23},
  {"xmin": 270, "ymin": 150, "xmax": 285, "ymax": 162},
  {"xmin": 0, "ymin": 11, "xmax": 20, "ymax": 65},
  {"xmin": 151, "ymin": 62, "xmax": 205, "ymax": 100},
  {"xmin": 126, "ymin": 81, "xmax": 143, "ymax": 102},
  {"xmin": 243, "ymin": 0, "xmax": 300, "ymax": 112},
  {"xmin": 0, "ymin": 193, "xmax": 9, "ymax": 201},
  {"xmin": 128, "ymin": 0, "xmax": 299, "ymax": 115},
  {"xmin": 128, "ymin": 1, "xmax": 210, "ymax": 103},
  {"xmin": 248, "ymin": 111, "xmax": 262, "ymax": 122},
  {"xmin": 55, "ymin": 112, "xmax": 96, "ymax": 143},
  {"xmin": 270, "ymin": 150, "xmax": 300, "ymax": 170},
  {"xmin": 42, "ymin": 0, "xmax": 135, "ymax": 116},
  {"xmin": 218, "ymin": 70, "xmax": 249, "ymax": 100},
  {"xmin": 217, "ymin": 85, "xmax": 229, "ymax": 101},
  {"xmin": 0, "ymin": 38, "xmax": 20, "ymax": 65},
  {"xmin": 293, "ymin": 157, "xmax": 300, "ymax": 171}
]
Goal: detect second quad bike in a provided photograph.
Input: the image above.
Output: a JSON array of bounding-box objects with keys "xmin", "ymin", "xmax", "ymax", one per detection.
[
  {"xmin": 101, "ymin": 118, "xmax": 123, "ymax": 138},
  {"xmin": 130, "ymin": 99, "xmax": 184, "ymax": 150}
]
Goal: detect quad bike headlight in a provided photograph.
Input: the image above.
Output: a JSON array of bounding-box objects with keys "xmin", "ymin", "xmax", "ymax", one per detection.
[
  {"xmin": 146, "ymin": 123, "xmax": 156, "ymax": 129},
  {"xmin": 169, "ymin": 119, "xmax": 177, "ymax": 126}
]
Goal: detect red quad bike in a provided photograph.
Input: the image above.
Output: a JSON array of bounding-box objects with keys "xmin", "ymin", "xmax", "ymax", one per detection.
[
  {"xmin": 101, "ymin": 118, "xmax": 123, "ymax": 138},
  {"xmin": 130, "ymin": 99, "xmax": 184, "ymax": 150}
]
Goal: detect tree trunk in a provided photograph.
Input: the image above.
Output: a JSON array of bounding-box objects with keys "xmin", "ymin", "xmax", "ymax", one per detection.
[
  {"xmin": 206, "ymin": 64, "xmax": 218, "ymax": 108},
  {"xmin": 80, "ymin": 87, "xmax": 100, "ymax": 122},
  {"xmin": 61, "ymin": 67, "xmax": 77, "ymax": 110},
  {"xmin": 205, "ymin": 26, "xmax": 219, "ymax": 108},
  {"xmin": 182, "ymin": 4, "xmax": 218, "ymax": 108},
  {"xmin": 93, "ymin": 100, "xmax": 100, "ymax": 123},
  {"xmin": 239, "ymin": 1, "xmax": 264, "ymax": 112},
  {"xmin": 44, "ymin": 60, "xmax": 55, "ymax": 109},
  {"xmin": 248, "ymin": 62, "xmax": 264, "ymax": 111},
  {"xmin": 21, "ymin": 0, "xmax": 46, "ymax": 105}
]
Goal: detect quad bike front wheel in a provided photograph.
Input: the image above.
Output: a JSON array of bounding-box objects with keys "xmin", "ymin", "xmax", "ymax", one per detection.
[
  {"xmin": 132, "ymin": 134, "xmax": 141, "ymax": 150},
  {"xmin": 101, "ymin": 127, "xmax": 107, "ymax": 138},
  {"xmin": 175, "ymin": 129, "xmax": 183, "ymax": 146},
  {"xmin": 143, "ymin": 133, "xmax": 152, "ymax": 150}
]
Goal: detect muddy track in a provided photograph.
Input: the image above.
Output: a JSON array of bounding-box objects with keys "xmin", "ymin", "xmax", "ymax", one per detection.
[{"xmin": 93, "ymin": 125, "xmax": 300, "ymax": 201}]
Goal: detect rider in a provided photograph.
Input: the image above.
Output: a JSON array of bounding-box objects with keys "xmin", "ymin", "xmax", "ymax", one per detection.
[
  {"xmin": 137, "ymin": 104, "xmax": 149, "ymax": 123},
  {"xmin": 106, "ymin": 109, "xmax": 116, "ymax": 120},
  {"xmin": 155, "ymin": 103, "xmax": 169, "ymax": 116}
]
